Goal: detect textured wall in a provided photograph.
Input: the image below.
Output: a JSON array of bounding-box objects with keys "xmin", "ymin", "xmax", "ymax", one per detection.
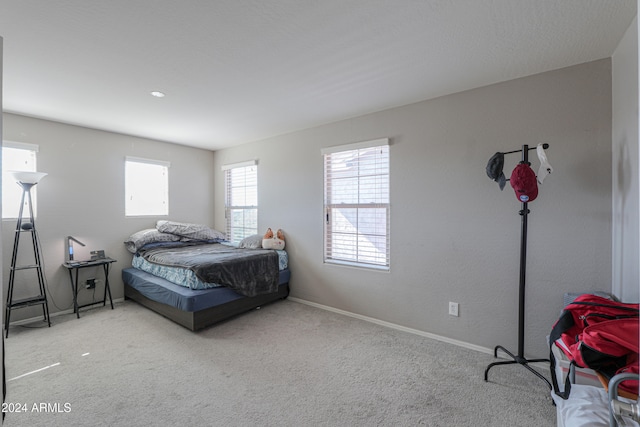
[{"xmin": 213, "ymin": 59, "xmax": 613, "ymax": 358}]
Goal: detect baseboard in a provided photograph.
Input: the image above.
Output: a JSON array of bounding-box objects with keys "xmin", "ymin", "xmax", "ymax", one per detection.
[
  {"xmin": 8, "ymin": 297, "xmax": 125, "ymax": 327},
  {"xmin": 288, "ymin": 296, "xmax": 494, "ymax": 355},
  {"xmin": 288, "ymin": 297, "xmax": 551, "ymax": 372}
]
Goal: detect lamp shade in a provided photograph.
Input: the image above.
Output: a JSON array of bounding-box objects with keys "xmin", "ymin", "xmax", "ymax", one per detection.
[{"xmin": 9, "ymin": 171, "xmax": 48, "ymax": 184}]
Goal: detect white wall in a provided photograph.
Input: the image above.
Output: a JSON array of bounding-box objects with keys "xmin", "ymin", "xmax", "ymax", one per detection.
[
  {"xmin": 2, "ymin": 114, "xmax": 216, "ymax": 322},
  {"xmin": 213, "ymin": 59, "xmax": 613, "ymax": 358},
  {"xmin": 612, "ymin": 16, "xmax": 640, "ymax": 303}
]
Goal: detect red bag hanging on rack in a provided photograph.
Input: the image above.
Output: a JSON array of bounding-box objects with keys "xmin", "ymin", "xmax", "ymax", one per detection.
[{"xmin": 549, "ymin": 294, "xmax": 639, "ymax": 399}]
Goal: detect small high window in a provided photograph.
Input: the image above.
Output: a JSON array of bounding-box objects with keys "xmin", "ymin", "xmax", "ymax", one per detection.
[{"xmin": 125, "ymin": 157, "xmax": 169, "ymax": 216}]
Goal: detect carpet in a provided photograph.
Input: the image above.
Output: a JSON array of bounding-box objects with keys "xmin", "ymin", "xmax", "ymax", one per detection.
[{"xmin": 3, "ymin": 299, "xmax": 556, "ymax": 426}]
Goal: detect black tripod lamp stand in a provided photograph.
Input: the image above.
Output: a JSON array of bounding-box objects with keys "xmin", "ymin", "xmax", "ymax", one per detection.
[{"xmin": 483, "ymin": 144, "xmax": 552, "ymax": 389}]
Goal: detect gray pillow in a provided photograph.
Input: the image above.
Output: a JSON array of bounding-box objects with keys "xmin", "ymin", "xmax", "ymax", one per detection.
[
  {"xmin": 156, "ymin": 220, "xmax": 225, "ymax": 241},
  {"xmin": 124, "ymin": 229, "xmax": 180, "ymax": 253},
  {"xmin": 237, "ymin": 234, "xmax": 263, "ymax": 249}
]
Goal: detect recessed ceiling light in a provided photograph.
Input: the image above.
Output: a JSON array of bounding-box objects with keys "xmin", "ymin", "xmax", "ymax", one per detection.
[{"xmin": 150, "ymin": 91, "xmax": 165, "ymax": 98}]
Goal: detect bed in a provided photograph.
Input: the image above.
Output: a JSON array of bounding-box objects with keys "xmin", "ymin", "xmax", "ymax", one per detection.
[{"xmin": 121, "ymin": 223, "xmax": 290, "ymax": 331}]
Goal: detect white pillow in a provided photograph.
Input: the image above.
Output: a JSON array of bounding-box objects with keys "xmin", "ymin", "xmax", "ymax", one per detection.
[{"xmin": 238, "ymin": 234, "xmax": 263, "ymax": 249}]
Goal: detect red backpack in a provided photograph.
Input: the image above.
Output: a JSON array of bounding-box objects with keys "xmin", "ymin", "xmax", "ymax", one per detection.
[{"xmin": 549, "ymin": 294, "xmax": 639, "ymax": 399}]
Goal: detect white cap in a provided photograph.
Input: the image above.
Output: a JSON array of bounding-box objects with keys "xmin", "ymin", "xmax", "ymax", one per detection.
[{"xmin": 536, "ymin": 144, "xmax": 553, "ymax": 184}]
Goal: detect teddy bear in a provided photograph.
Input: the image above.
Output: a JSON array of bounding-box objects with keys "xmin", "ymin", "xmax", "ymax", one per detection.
[{"xmin": 262, "ymin": 228, "xmax": 285, "ymax": 250}]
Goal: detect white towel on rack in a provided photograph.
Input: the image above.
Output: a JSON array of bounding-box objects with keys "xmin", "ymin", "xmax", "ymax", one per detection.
[{"xmin": 537, "ymin": 143, "xmax": 553, "ymax": 184}]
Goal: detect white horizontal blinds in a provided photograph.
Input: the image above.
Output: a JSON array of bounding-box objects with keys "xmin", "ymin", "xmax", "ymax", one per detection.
[
  {"xmin": 324, "ymin": 140, "xmax": 390, "ymax": 269},
  {"xmin": 224, "ymin": 162, "xmax": 258, "ymax": 244}
]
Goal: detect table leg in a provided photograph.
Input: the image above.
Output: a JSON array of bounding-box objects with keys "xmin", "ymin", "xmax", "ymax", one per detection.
[
  {"xmin": 102, "ymin": 264, "xmax": 114, "ymax": 309},
  {"xmin": 67, "ymin": 268, "xmax": 80, "ymax": 319}
]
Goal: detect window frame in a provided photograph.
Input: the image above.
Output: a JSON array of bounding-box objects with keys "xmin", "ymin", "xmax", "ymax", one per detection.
[
  {"xmin": 2, "ymin": 141, "xmax": 40, "ymax": 220},
  {"xmin": 223, "ymin": 160, "xmax": 258, "ymax": 244},
  {"xmin": 322, "ymin": 138, "xmax": 390, "ymax": 270},
  {"xmin": 124, "ymin": 156, "xmax": 170, "ymax": 217}
]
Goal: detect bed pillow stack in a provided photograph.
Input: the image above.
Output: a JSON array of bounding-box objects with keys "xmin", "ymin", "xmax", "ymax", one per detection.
[
  {"xmin": 237, "ymin": 229, "xmax": 286, "ymax": 250},
  {"xmin": 124, "ymin": 221, "xmax": 227, "ymax": 253},
  {"xmin": 156, "ymin": 220, "xmax": 226, "ymax": 241},
  {"xmin": 124, "ymin": 229, "xmax": 181, "ymax": 253}
]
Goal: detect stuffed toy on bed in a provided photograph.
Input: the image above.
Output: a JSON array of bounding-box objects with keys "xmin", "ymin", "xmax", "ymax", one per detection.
[{"xmin": 262, "ymin": 228, "xmax": 285, "ymax": 250}]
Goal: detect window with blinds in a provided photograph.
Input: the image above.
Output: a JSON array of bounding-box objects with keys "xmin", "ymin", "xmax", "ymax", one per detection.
[
  {"xmin": 223, "ymin": 161, "xmax": 258, "ymax": 244},
  {"xmin": 323, "ymin": 139, "xmax": 390, "ymax": 270}
]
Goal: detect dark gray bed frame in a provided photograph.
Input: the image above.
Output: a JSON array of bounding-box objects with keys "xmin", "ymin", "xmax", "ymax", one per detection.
[{"xmin": 124, "ymin": 283, "xmax": 290, "ymax": 331}]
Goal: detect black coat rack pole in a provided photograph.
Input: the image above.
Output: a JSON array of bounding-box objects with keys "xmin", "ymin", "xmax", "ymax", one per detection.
[
  {"xmin": 484, "ymin": 144, "xmax": 552, "ymax": 389},
  {"xmin": 518, "ymin": 146, "xmax": 528, "ymax": 359}
]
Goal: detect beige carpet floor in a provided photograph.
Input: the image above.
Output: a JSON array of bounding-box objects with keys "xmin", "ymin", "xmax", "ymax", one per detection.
[{"xmin": 3, "ymin": 299, "xmax": 556, "ymax": 426}]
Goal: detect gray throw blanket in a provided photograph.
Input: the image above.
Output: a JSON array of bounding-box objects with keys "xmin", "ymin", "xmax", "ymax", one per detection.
[{"xmin": 139, "ymin": 242, "xmax": 280, "ymax": 297}]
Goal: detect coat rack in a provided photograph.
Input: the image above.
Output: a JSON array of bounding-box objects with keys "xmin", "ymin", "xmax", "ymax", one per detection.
[{"xmin": 484, "ymin": 144, "xmax": 552, "ymax": 389}]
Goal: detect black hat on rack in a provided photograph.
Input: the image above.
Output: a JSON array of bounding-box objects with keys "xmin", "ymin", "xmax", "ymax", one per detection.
[{"xmin": 486, "ymin": 152, "xmax": 506, "ymax": 190}]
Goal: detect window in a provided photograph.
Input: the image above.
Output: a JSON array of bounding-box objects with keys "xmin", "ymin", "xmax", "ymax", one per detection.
[
  {"xmin": 223, "ymin": 161, "xmax": 258, "ymax": 244},
  {"xmin": 323, "ymin": 139, "xmax": 390, "ymax": 270},
  {"xmin": 2, "ymin": 141, "xmax": 39, "ymax": 219},
  {"xmin": 125, "ymin": 157, "xmax": 169, "ymax": 216}
]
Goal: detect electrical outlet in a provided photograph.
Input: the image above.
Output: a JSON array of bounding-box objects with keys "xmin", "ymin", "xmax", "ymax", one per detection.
[
  {"xmin": 85, "ymin": 278, "xmax": 96, "ymax": 289},
  {"xmin": 448, "ymin": 302, "xmax": 459, "ymax": 317}
]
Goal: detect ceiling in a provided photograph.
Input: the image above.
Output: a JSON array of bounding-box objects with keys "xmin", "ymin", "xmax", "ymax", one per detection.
[{"xmin": 0, "ymin": 1, "xmax": 636, "ymax": 151}]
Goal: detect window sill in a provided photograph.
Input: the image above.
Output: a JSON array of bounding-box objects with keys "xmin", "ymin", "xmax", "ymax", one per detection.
[{"xmin": 323, "ymin": 259, "xmax": 390, "ymax": 272}]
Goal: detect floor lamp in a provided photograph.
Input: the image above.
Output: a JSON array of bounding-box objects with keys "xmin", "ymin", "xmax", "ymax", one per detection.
[{"xmin": 4, "ymin": 171, "xmax": 50, "ymax": 338}]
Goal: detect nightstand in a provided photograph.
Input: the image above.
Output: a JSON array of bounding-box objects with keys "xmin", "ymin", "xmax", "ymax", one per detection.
[{"xmin": 62, "ymin": 258, "xmax": 116, "ymax": 318}]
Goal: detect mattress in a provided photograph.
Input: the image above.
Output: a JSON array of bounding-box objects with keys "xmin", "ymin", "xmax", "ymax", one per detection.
[
  {"xmin": 122, "ymin": 267, "xmax": 291, "ymax": 312},
  {"xmin": 136, "ymin": 241, "xmax": 284, "ymax": 296},
  {"xmin": 132, "ymin": 248, "xmax": 289, "ymax": 290}
]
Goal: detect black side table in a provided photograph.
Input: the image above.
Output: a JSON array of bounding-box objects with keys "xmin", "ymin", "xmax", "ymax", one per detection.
[{"xmin": 62, "ymin": 258, "xmax": 116, "ymax": 318}]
